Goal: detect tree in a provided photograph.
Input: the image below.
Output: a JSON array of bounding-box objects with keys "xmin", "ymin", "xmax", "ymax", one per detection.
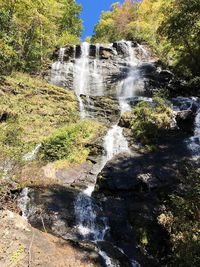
[
  {"xmin": 0, "ymin": 0, "xmax": 82, "ymax": 73},
  {"xmin": 158, "ymin": 0, "xmax": 200, "ymax": 76}
]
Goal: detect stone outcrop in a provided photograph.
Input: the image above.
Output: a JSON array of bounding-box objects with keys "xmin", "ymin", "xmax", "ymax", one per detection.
[
  {"xmin": 93, "ymin": 127, "xmax": 194, "ymax": 266},
  {"xmin": 0, "ymin": 210, "xmax": 99, "ymax": 267}
]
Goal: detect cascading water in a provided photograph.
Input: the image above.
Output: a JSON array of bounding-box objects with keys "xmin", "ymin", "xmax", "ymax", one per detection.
[
  {"xmin": 75, "ymin": 123, "xmax": 130, "ymax": 267},
  {"xmin": 187, "ymin": 108, "xmax": 200, "ymax": 157},
  {"xmin": 47, "ymin": 40, "xmax": 146, "ymax": 266},
  {"xmin": 92, "ymin": 43, "xmax": 104, "ymax": 96},
  {"xmin": 117, "ymin": 41, "xmax": 144, "ymax": 113},
  {"xmin": 73, "ymin": 42, "xmax": 90, "ymax": 118},
  {"xmin": 18, "ymin": 188, "xmax": 31, "ymax": 219},
  {"xmin": 50, "ymin": 48, "xmax": 66, "ymax": 86},
  {"xmin": 22, "ymin": 144, "xmax": 41, "ymax": 161},
  {"xmin": 75, "ymin": 124, "xmax": 130, "ymax": 239}
]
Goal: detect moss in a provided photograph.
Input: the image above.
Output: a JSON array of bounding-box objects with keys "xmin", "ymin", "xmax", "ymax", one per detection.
[
  {"xmin": 0, "ymin": 72, "xmax": 78, "ymax": 143},
  {"xmin": 0, "ymin": 72, "xmax": 79, "ymax": 161}
]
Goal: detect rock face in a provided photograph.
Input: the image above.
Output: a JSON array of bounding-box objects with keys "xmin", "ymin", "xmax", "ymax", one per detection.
[
  {"xmin": 0, "ymin": 210, "xmax": 99, "ymax": 267},
  {"xmin": 16, "ymin": 40, "xmax": 199, "ymax": 267},
  {"xmin": 82, "ymin": 95, "xmax": 120, "ymax": 124},
  {"xmin": 172, "ymin": 97, "xmax": 199, "ymax": 133},
  {"xmin": 93, "ymin": 128, "xmax": 194, "ymax": 266},
  {"xmin": 48, "ymin": 41, "xmax": 156, "ymax": 95}
]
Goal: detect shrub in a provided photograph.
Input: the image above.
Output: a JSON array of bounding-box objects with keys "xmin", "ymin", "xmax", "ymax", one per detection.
[
  {"xmin": 158, "ymin": 166, "xmax": 200, "ymax": 266},
  {"xmin": 41, "ymin": 120, "xmax": 103, "ymax": 162},
  {"xmin": 131, "ymin": 97, "xmax": 174, "ymax": 146}
]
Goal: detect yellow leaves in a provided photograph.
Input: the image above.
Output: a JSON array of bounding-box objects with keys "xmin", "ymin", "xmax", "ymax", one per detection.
[{"xmin": 158, "ymin": 212, "xmax": 174, "ymax": 231}]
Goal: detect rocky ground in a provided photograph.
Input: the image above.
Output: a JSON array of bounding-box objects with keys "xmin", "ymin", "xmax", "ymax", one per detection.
[{"xmin": 0, "ymin": 210, "xmax": 99, "ymax": 267}]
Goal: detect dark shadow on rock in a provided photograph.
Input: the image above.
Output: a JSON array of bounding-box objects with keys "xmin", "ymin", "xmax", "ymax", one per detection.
[{"xmin": 93, "ymin": 130, "xmax": 194, "ymax": 266}]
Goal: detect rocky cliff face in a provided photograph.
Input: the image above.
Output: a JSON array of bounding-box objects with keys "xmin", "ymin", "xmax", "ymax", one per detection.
[{"xmin": 16, "ymin": 40, "xmax": 200, "ymax": 267}]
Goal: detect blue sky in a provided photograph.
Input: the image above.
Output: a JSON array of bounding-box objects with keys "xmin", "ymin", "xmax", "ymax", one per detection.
[{"xmin": 77, "ymin": 0, "xmax": 123, "ymax": 40}]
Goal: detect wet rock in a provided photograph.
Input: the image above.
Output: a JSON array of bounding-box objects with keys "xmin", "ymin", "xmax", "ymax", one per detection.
[
  {"xmin": 99, "ymin": 47, "xmax": 114, "ymax": 59},
  {"xmin": 118, "ymin": 112, "xmax": 132, "ymax": 128},
  {"xmin": 97, "ymin": 241, "xmax": 133, "ymax": 267},
  {"xmin": 82, "ymin": 95, "xmax": 120, "ymax": 124},
  {"xmin": 176, "ymin": 109, "xmax": 196, "ymax": 133},
  {"xmin": 96, "ymin": 152, "xmax": 143, "ymax": 194},
  {"xmin": 172, "ymin": 97, "xmax": 199, "ymax": 133},
  {"xmin": 27, "ymin": 186, "xmax": 80, "ymax": 240},
  {"xmin": 90, "ymin": 44, "xmax": 97, "ymax": 57},
  {"xmin": 64, "ymin": 45, "xmax": 75, "ymax": 60},
  {"xmin": 75, "ymin": 45, "xmax": 82, "ymax": 58},
  {"xmin": 113, "ymin": 41, "xmax": 130, "ymax": 56}
]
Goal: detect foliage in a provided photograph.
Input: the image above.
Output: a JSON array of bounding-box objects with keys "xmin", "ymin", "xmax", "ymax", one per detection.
[
  {"xmin": 0, "ymin": 72, "xmax": 78, "ymax": 162},
  {"xmin": 158, "ymin": 166, "xmax": 200, "ymax": 266},
  {"xmin": 130, "ymin": 97, "xmax": 174, "ymax": 146},
  {"xmin": 0, "ymin": 0, "xmax": 82, "ymax": 74},
  {"xmin": 93, "ymin": 0, "xmax": 200, "ymax": 76},
  {"xmin": 41, "ymin": 120, "xmax": 104, "ymax": 162}
]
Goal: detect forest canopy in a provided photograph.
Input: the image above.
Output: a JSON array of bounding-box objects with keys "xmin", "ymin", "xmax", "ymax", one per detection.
[
  {"xmin": 92, "ymin": 0, "xmax": 200, "ymax": 77},
  {"xmin": 0, "ymin": 0, "xmax": 82, "ymax": 73}
]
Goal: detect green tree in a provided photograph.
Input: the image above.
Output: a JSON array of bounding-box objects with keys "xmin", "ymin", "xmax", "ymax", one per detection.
[
  {"xmin": 0, "ymin": 0, "xmax": 82, "ymax": 73},
  {"xmin": 158, "ymin": 0, "xmax": 200, "ymax": 76}
]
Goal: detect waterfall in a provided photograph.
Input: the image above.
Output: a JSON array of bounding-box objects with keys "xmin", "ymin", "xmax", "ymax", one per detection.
[
  {"xmin": 73, "ymin": 42, "xmax": 90, "ymax": 118},
  {"xmin": 117, "ymin": 41, "xmax": 144, "ymax": 113},
  {"xmin": 22, "ymin": 144, "xmax": 41, "ymax": 161},
  {"xmin": 18, "ymin": 188, "xmax": 31, "ymax": 219},
  {"xmin": 75, "ymin": 125, "xmax": 130, "ymax": 240},
  {"xmin": 48, "ymin": 40, "xmax": 144, "ymax": 266},
  {"xmin": 187, "ymin": 108, "xmax": 200, "ymax": 157},
  {"xmin": 50, "ymin": 48, "xmax": 66, "ymax": 86},
  {"xmin": 92, "ymin": 43, "xmax": 104, "ymax": 96}
]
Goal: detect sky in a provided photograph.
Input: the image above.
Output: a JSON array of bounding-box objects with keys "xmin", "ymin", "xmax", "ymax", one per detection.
[{"xmin": 76, "ymin": 0, "xmax": 123, "ymax": 40}]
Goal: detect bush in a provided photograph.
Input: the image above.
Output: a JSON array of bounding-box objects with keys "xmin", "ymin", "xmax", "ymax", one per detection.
[
  {"xmin": 158, "ymin": 166, "xmax": 200, "ymax": 266},
  {"xmin": 131, "ymin": 97, "xmax": 174, "ymax": 146},
  {"xmin": 41, "ymin": 120, "xmax": 103, "ymax": 162}
]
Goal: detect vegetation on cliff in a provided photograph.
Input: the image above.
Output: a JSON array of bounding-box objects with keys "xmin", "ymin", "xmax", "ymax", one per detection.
[
  {"xmin": 158, "ymin": 166, "xmax": 200, "ymax": 266},
  {"xmin": 129, "ymin": 97, "xmax": 174, "ymax": 149},
  {"xmin": 93, "ymin": 0, "xmax": 200, "ymax": 77},
  {"xmin": 0, "ymin": 73, "xmax": 104, "ymax": 188},
  {"xmin": 41, "ymin": 120, "xmax": 105, "ymax": 162}
]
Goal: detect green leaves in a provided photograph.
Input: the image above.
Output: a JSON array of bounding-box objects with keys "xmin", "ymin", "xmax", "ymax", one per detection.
[
  {"xmin": 130, "ymin": 97, "xmax": 174, "ymax": 147},
  {"xmin": 0, "ymin": 0, "xmax": 82, "ymax": 74}
]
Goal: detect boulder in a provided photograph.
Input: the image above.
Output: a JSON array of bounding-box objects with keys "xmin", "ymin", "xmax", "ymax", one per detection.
[
  {"xmin": 176, "ymin": 109, "xmax": 196, "ymax": 133},
  {"xmin": 118, "ymin": 112, "xmax": 132, "ymax": 128},
  {"xmin": 0, "ymin": 210, "xmax": 99, "ymax": 267},
  {"xmin": 99, "ymin": 47, "xmax": 114, "ymax": 59}
]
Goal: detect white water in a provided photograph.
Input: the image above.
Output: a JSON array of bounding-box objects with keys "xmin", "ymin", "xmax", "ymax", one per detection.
[
  {"xmin": 117, "ymin": 41, "xmax": 144, "ymax": 113},
  {"xmin": 99, "ymin": 251, "xmax": 119, "ymax": 267},
  {"xmin": 73, "ymin": 42, "xmax": 90, "ymax": 118},
  {"xmin": 50, "ymin": 48, "xmax": 66, "ymax": 86},
  {"xmin": 18, "ymin": 188, "xmax": 30, "ymax": 219},
  {"xmin": 22, "ymin": 143, "xmax": 41, "ymax": 161},
  {"xmin": 102, "ymin": 125, "xmax": 130, "ymax": 161},
  {"xmin": 92, "ymin": 43, "xmax": 104, "ymax": 96},
  {"xmin": 187, "ymin": 108, "xmax": 200, "ymax": 157},
  {"xmin": 75, "ymin": 124, "xmax": 130, "ymax": 242}
]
